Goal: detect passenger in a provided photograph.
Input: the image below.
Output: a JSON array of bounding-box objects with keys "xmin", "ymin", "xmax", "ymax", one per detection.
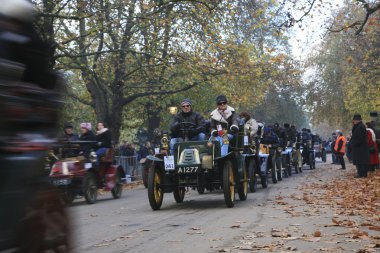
[
  {"xmin": 79, "ymin": 122, "xmax": 96, "ymax": 158},
  {"xmin": 273, "ymin": 123, "xmax": 287, "ymax": 148},
  {"xmin": 261, "ymin": 126, "xmax": 280, "ymax": 146},
  {"xmin": 95, "ymin": 122, "xmax": 112, "ymax": 162},
  {"xmin": 239, "ymin": 111, "xmax": 259, "ymax": 143},
  {"xmin": 170, "ymin": 98, "xmax": 206, "ymax": 154},
  {"xmin": 210, "ymin": 95, "xmax": 238, "ymax": 156},
  {"xmin": 62, "ymin": 122, "xmax": 79, "ymax": 141}
]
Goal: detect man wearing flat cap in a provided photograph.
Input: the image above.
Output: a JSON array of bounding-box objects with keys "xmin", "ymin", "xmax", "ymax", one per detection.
[
  {"xmin": 170, "ymin": 98, "xmax": 206, "ymax": 154},
  {"xmin": 210, "ymin": 95, "xmax": 238, "ymax": 155},
  {"xmin": 350, "ymin": 114, "xmax": 369, "ymax": 177}
]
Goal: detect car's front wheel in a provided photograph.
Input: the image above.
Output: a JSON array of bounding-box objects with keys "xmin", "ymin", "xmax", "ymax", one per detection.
[
  {"xmin": 223, "ymin": 160, "xmax": 235, "ymax": 208},
  {"xmin": 148, "ymin": 162, "xmax": 164, "ymax": 210},
  {"xmin": 111, "ymin": 169, "xmax": 123, "ymax": 199}
]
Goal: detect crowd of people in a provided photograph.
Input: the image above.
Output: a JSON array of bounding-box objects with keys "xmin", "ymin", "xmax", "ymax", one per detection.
[{"xmin": 328, "ymin": 114, "xmax": 380, "ymax": 178}]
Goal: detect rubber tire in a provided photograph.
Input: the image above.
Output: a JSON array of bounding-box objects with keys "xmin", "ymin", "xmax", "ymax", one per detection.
[
  {"xmin": 276, "ymin": 157, "xmax": 283, "ymax": 181},
  {"xmin": 197, "ymin": 186, "xmax": 205, "ymax": 194},
  {"xmin": 63, "ymin": 190, "xmax": 75, "ymax": 204},
  {"xmin": 271, "ymin": 157, "xmax": 278, "ymax": 184},
  {"xmin": 197, "ymin": 174, "xmax": 205, "ymax": 194},
  {"xmin": 83, "ymin": 172, "xmax": 97, "ymax": 204},
  {"xmin": 238, "ymin": 166, "xmax": 248, "ymax": 201},
  {"xmin": 173, "ymin": 187, "xmax": 185, "ymax": 203},
  {"xmin": 322, "ymin": 150, "xmax": 327, "ymax": 162},
  {"xmin": 142, "ymin": 164, "xmax": 149, "ymax": 188},
  {"xmin": 309, "ymin": 153, "xmax": 314, "ymax": 170},
  {"xmin": 261, "ymin": 174, "xmax": 268, "ymax": 188},
  {"xmin": 248, "ymin": 159, "xmax": 257, "ymax": 193},
  {"xmin": 223, "ymin": 160, "xmax": 235, "ymax": 208},
  {"xmin": 17, "ymin": 184, "xmax": 70, "ymax": 252},
  {"xmin": 148, "ymin": 163, "xmax": 164, "ymax": 210},
  {"xmin": 111, "ymin": 170, "xmax": 123, "ymax": 199}
]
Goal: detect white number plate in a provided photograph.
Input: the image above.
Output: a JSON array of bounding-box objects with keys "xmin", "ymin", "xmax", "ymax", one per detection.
[
  {"xmin": 52, "ymin": 179, "xmax": 71, "ymax": 186},
  {"xmin": 244, "ymin": 136, "xmax": 249, "ymax": 146},
  {"xmin": 177, "ymin": 166, "xmax": 199, "ymax": 173},
  {"xmin": 164, "ymin": 156, "xmax": 175, "ymax": 171}
]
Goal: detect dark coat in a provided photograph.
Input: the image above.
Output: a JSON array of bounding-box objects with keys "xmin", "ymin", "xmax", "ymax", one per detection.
[
  {"xmin": 170, "ymin": 110, "xmax": 206, "ymax": 139},
  {"xmin": 350, "ymin": 122, "xmax": 369, "ymax": 165},
  {"xmin": 79, "ymin": 130, "xmax": 97, "ymax": 157},
  {"xmin": 96, "ymin": 129, "xmax": 112, "ymax": 148}
]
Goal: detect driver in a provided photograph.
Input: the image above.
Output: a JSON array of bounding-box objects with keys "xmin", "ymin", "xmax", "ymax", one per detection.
[{"xmin": 170, "ymin": 98, "xmax": 206, "ymax": 154}]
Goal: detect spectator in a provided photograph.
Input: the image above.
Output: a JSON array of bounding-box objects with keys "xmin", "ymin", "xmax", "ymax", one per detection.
[
  {"xmin": 365, "ymin": 122, "xmax": 379, "ymax": 172},
  {"xmin": 350, "ymin": 114, "xmax": 369, "ymax": 178},
  {"xmin": 331, "ymin": 132, "xmax": 338, "ymax": 164},
  {"xmin": 138, "ymin": 141, "xmax": 154, "ymax": 162},
  {"xmin": 345, "ymin": 136, "xmax": 352, "ymax": 163},
  {"xmin": 334, "ymin": 131, "xmax": 346, "ymax": 170}
]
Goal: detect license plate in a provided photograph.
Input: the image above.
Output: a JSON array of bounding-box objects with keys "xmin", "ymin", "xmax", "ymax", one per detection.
[
  {"xmin": 177, "ymin": 166, "xmax": 199, "ymax": 173},
  {"xmin": 52, "ymin": 179, "xmax": 71, "ymax": 186}
]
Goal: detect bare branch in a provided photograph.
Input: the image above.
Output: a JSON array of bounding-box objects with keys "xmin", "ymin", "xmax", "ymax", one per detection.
[{"xmin": 122, "ymin": 82, "xmax": 199, "ymax": 105}]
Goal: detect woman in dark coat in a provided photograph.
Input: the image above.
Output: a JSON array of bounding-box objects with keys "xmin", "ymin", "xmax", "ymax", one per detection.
[
  {"xmin": 95, "ymin": 122, "xmax": 112, "ymax": 160},
  {"xmin": 350, "ymin": 114, "xmax": 369, "ymax": 177},
  {"xmin": 79, "ymin": 122, "xmax": 97, "ymax": 157}
]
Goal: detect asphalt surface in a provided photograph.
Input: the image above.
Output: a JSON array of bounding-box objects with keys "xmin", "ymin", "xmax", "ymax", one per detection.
[{"xmin": 69, "ymin": 157, "xmax": 378, "ymax": 253}]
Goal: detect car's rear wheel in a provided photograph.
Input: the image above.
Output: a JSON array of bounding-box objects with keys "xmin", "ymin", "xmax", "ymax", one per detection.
[
  {"xmin": 173, "ymin": 187, "xmax": 185, "ymax": 203},
  {"xmin": 309, "ymin": 153, "xmax": 315, "ymax": 170},
  {"xmin": 238, "ymin": 166, "xmax": 248, "ymax": 201},
  {"xmin": 271, "ymin": 157, "xmax": 278, "ymax": 184},
  {"xmin": 63, "ymin": 189, "xmax": 75, "ymax": 204},
  {"xmin": 276, "ymin": 157, "xmax": 283, "ymax": 181},
  {"xmin": 111, "ymin": 169, "xmax": 123, "ymax": 199},
  {"xmin": 83, "ymin": 172, "xmax": 97, "ymax": 204},
  {"xmin": 322, "ymin": 150, "xmax": 327, "ymax": 162},
  {"xmin": 248, "ymin": 159, "xmax": 257, "ymax": 193},
  {"xmin": 148, "ymin": 163, "xmax": 164, "ymax": 210},
  {"xmin": 223, "ymin": 160, "xmax": 235, "ymax": 208}
]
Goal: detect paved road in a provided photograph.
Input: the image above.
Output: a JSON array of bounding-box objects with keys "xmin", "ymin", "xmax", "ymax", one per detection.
[{"xmin": 69, "ymin": 160, "xmax": 321, "ymax": 253}]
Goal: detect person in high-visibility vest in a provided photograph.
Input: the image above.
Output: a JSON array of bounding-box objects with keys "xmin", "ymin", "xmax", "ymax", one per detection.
[{"xmin": 334, "ymin": 131, "xmax": 347, "ymax": 170}]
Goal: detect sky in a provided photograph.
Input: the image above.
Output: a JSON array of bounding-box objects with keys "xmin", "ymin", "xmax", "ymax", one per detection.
[{"xmin": 287, "ymin": 0, "xmax": 344, "ymax": 61}]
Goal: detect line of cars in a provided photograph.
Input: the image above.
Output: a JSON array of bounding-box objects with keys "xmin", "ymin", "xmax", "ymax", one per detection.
[{"xmin": 45, "ymin": 125, "xmax": 326, "ymax": 208}]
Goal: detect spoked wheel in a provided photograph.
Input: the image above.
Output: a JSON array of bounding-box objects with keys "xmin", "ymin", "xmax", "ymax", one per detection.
[
  {"xmin": 83, "ymin": 172, "xmax": 98, "ymax": 204},
  {"xmin": 142, "ymin": 163, "xmax": 149, "ymax": 188},
  {"xmin": 148, "ymin": 162, "xmax": 164, "ymax": 210},
  {"xmin": 17, "ymin": 184, "xmax": 71, "ymax": 252},
  {"xmin": 322, "ymin": 150, "xmax": 327, "ymax": 162},
  {"xmin": 111, "ymin": 169, "xmax": 123, "ymax": 199},
  {"xmin": 173, "ymin": 187, "xmax": 185, "ymax": 203},
  {"xmin": 309, "ymin": 153, "xmax": 315, "ymax": 170},
  {"xmin": 276, "ymin": 157, "xmax": 283, "ymax": 181},
  {"xmin": 223, "ymin": 160, "xmax": 235, "ymax": 208},
  {"xmin": 248, "ymin": 159, "xmax": 257, "ymax": 193},
  {"xmin": 238, "ymin": 166, "xmax": 248, "ymax": 201},
  {"xmin": 63, "ymin": 190, "xmax": 75, "ymax": 204},
  {"xmin": 197, "ymin": 174, "xmax": 205, "ymax": 194},
  {"xmin": 271, "ymin": 157, "xmax": 278, "ymax": 184}
]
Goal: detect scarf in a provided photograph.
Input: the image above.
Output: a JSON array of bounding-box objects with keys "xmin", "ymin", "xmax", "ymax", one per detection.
[{"xmin": 97, "ymin": 128, "xmax": 108, "ymax": 135}]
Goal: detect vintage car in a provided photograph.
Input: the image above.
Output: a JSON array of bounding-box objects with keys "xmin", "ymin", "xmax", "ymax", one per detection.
[
  {"xmin": 49, "ymin": 141, "xmax": 125, "ymax": 204},
  {"xmin": 146, "ymin": 121, "xmax": 253, "ymax": 210}
]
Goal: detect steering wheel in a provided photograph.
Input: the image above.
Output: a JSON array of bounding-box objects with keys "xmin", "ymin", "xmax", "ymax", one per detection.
[{"xmin": 177, "ymin": 122, "xmax": 197, "ymax": 140}]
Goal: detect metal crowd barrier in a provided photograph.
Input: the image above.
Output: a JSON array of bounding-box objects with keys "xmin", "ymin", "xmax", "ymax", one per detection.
[{"xmin": 115, "ymin": 155, "xmax": 141, "ymax": 182}]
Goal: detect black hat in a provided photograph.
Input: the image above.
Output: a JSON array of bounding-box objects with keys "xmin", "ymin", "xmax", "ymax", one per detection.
[
  {"xmin": 64, "ymin": 122, "xmax": 73, "ymax": 129},
  {"xmin": 216, "ymin": 95, "xmax": 227, "ymax": 104},
  {"xmin": 181, "ymin": 98, "xmax": 192, "ymax": 106},
  {"xmin": 353, "ymin": 114, "xmax": 362, "ymax": 120},
  {"xmin": 284, "ymin": 123, "xmax": 290, "ymax": 128}
]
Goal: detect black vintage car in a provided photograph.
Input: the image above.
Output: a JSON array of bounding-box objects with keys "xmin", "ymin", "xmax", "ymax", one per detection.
[{"xmin": 146, "ymin": 121, "xmax": 253, "ymax": 210}]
